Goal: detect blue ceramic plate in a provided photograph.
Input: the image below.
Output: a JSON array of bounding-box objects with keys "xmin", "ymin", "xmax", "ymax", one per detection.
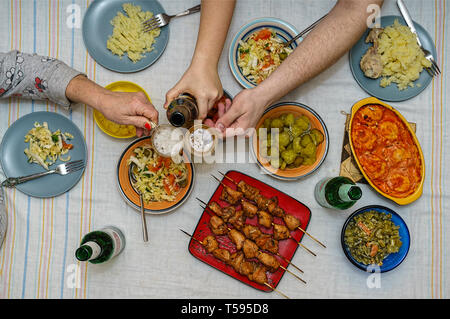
[
  {"xmin": 341, "ymin": 205, "xmax": 410, "ymax": 273},
  {"xmin": 229, "ymin": 17, "xmax": 299, "ymax": 88},
  {"xmin": 82, "ymin": 0, "xmax": 169, "ymax": 73},
  {"xmin": 349, "ymin": 15, "xmax": 436, "ymax": 102},
  {"xmin": 0, "ymin": 112, "xmax": 87, "ymax": 198}
]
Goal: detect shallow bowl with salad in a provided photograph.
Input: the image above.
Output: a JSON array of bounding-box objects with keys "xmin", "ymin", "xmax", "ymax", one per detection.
[
  {"xmin": 341, "ymin": 205, "xmax": 410, "ymax": 273},
  {"xmin": 229, "ymin": 17, "xmax": 300, "ymax": 88},
  {"xmin": 116, "ymin": 136, "xmax": 194, "ymax": 214}
]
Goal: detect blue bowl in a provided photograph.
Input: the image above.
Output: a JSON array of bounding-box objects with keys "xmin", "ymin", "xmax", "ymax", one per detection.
[{"xmin": 341, "ymin": 205, "xmax": 410, "ymax": 273}]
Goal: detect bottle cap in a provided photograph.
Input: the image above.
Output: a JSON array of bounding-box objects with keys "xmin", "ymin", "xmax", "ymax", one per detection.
[
  {"xmin": 170, "ymin": 111, "xmax": 186, "ymax": 127},
  {"xmin": 348, "ymin": 186, "xmax": 362, "ymax": 201},
  {"xmin": 75, "ymin": 245, "xmax": 92, "ymax": 261}
]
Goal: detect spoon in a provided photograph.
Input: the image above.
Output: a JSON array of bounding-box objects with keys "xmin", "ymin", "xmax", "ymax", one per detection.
[{"xmin": 129, "ymin": 163, "xmax": 149, "ymax": 242}]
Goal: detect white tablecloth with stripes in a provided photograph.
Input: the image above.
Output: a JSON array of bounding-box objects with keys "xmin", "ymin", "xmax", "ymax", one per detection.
[{"xmin": 0, "ymin": 0, "xmax": 449, "ymax": 299}]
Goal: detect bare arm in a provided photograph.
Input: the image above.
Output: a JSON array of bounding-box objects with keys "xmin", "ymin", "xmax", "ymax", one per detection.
[
  {"xmin": 216, "ymin": 0, "xmax": 384, "ymax": 134},
  {"xmin": 66, "ymin": 75, "xmax": 158, "ymax": 137},
  {"xmin": 164, "ymin": 0, "xmax": 236, "ymax": 119}
]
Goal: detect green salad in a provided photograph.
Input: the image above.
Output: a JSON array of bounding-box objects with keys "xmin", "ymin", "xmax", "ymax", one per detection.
[{"xmin": 344, "ymin": 211, "xmax": 402, "ymax": 266}]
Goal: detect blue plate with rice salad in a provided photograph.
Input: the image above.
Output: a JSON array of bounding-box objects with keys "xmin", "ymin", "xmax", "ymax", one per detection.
[{"xmin": 229, "ymin": 17, "xmax": 300, "ymax": 88}]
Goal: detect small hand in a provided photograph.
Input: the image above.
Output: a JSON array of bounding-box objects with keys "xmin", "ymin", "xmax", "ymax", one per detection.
[
  {"xmin": 214, "ymin": 88, "xmax": 269, "ymax": 137},
  {"xmin": 164, "ymin": 63, "xmax": 223, "ymax": 120},
  {"xmin": 203, "ymin": 97, "xmax": 232, "ymax": 128},
  {"xmin": 98, "ymin": 91, "xmax": 159, "ymax": 137}
]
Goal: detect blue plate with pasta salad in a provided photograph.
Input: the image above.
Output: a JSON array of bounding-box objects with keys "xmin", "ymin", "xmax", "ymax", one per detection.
[
  {"xmin": 0, "ymin": 112, "xmax": 87, "ymax": 198},
  {"xmin": 229, "ymin": 17, "xmax": 300, "ymax": 88}
]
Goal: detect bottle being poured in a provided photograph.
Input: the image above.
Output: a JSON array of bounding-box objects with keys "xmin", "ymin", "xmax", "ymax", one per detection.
[{"xmin": 166, "ymin": 93, "xmax": 198, "ymax": 128}]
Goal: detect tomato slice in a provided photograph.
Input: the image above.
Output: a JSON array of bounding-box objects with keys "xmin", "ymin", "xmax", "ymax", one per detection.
[
  {"xmin": 62, "ymin": 140, "xmax": 73, "ymax": 150},
  {"xmin": 254, "ymin": 28, "xmax": 272, "ymax": 41}
]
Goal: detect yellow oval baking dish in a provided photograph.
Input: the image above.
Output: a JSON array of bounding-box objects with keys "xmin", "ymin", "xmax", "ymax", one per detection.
[{"xmin": 348, "ymin": 97, "xmax": 425, "ymax": 205}]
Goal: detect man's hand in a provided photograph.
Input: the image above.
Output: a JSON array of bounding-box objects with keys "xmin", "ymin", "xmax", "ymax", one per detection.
[
  {"xmin": 164, "ymin": 63, "xmax": 223, "ymax": 121},
  {"xmin": 214, "ymin": 88, "xmax": 270, "ymax": 137}
]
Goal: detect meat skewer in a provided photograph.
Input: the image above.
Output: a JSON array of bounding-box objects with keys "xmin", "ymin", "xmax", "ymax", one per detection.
[
  {"xmin": 198, "ymin": 198, "xmax": 303, "ymax": 273},
  {"xmin": 271, "ymin": 223, "xmax": 317, "ymax": 257},
  {"xmin": 209, "ymin": 176, "xmax": 317, "ymax": 256},
  {"xmin": 205, "ymin": 211, "xmax": 306, "ymax": 284},
  {"xmin": 197, "ymin": 199, "xmax": 305, "ymax": 276},
  {"xmin": 217, "ymin": 171, "xmax": 327, "ymax": 248},
  {"xmin": 180, "ymin": 229, "xmax": 290, "ymax": 299}
]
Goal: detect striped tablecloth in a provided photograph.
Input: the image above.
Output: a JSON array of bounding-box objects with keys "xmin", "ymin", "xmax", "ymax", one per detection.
[{"xmin": 0, "ymin": 0, "xmax": 448, "ymax": 299}]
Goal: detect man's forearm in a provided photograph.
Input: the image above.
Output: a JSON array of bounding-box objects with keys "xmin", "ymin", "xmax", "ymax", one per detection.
[
  {"xmin": 191, "ymin": 0, "xmax": 236, "ymax": 69},
  {"xmin": 255, "ymin": 0, "xmax": 384, "ymax": 106}
]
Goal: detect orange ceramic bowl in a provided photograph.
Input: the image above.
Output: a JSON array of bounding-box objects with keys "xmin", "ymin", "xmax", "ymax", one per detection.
[
  {"xmin": 116, "ymin": 136, "xmax": 195, "ymax": 214},
  {"xmin": 348, "ymin": 97, "xmax": 425, "ymax": 205},
  {"xmin": 251, "ymin": 102, "xmax": 329, "ymax": 180}
]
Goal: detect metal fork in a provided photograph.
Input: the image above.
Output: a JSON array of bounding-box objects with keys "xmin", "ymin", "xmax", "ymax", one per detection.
[
  {"xmin": 283, "ymin": 14, "xmax": 327, "ymax": 47},
  {"xmin": 143, "ymin": 4, "xmax": 201, "ymax": 33},
  {"xmin": 397, "ymin": 0, "xmax": 441, "ymax": 76},
  {"xmin": 1, "ymin": 160, "xmax": 85, "ymax": 188}
]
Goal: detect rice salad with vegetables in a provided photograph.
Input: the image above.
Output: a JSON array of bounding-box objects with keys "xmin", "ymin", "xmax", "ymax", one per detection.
[
  {"xmin": 128, "ymin": 144, "xmax": 188, "ymax": 203},
  {"xmin": 238, "ymin": 28, "xmax": 293, "ymax": 84},
  {"xmin": 24, "ymin": 122, "xmax": 74, "ymax": 170}
]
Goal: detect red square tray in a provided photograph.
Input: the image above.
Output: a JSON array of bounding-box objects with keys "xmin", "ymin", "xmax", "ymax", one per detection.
[{"xmin": 187, "ymin": 170, "xmax": 312, "ymax": 292}]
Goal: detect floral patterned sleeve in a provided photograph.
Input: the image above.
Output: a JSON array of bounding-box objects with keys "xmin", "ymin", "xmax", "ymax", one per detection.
[{"xmin": 0, "ymin": 50, "xmax": 85, "ymax": 108}]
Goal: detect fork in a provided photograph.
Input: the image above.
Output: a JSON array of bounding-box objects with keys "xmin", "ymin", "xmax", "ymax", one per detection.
[
  {"xmin": 1, "ymin": 160, "xmax": 85, "ymax": 188},
  {"xmin": 283, "ymin": 14, "xmax": 327, "ymax": 47},
  {"xmin": 397, "ymin": 0, "xmax": 441, "ymax": 76},
  {"xmin": 143, "ymin": 4, "xmax": 201, "ymax": 33}
]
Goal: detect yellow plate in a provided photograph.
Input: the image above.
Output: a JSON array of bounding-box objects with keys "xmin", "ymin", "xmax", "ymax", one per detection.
[
  {"xmin": 348, "ymin": 97, "xmax": 425, "ymax": 205},
  {"xmin": 93, "ymin": 81, "xmax": 151, "ymax": 139}
]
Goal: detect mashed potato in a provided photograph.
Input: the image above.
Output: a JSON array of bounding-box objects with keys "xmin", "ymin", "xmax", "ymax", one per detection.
[
  {"xmin": 96, "ymin": 111, "xmax": 136, "ymax": 137},
  {"xmin": 377, "ymin": 19, "xmax": 431, "ymax": 90},
  {"xmin": 106, "ymin": 3, "xmax": 160, "ymax": 63}
]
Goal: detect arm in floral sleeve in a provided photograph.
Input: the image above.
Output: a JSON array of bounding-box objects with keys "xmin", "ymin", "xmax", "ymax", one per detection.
[
  {"xmin": 0, "ymin": 50, "xmax": 84, "ymax": 107},
  {"xmin": 1, "ymin": 50, "xmax": 159, "ymax": 137}
]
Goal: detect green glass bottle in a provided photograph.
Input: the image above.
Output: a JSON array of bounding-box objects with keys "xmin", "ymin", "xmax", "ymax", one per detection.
[
  {"xmin": 314, "ymin": 177, "xmax": 362, "ymax": 210},
  {"xmin": 75, "ymin": 226, "xmax": 125, "ymax": 264}
]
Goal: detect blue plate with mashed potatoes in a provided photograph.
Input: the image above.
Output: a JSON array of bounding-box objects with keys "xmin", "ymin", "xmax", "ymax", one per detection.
[
  {"xmin": 82, "ymin": 0, "xmax": 169, "ymax": 73},
  {"xmin": 349, "ymin": 15, "xmax": 436, "ymax": 102}
]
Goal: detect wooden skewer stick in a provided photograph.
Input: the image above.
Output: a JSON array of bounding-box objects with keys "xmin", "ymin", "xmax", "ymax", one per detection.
[
  {"xmin": 271, "ymin": 223, "xmax": 317, "ymax": 257},
  {"xmin": 211, "ymin": 174, "xmax": 228, "ymax": 187},
  {"xmin": 197, "ymin": 200, "xmax": 305, "ymax": 275},
  {"xmin": 218, "ymin": 170, "xmax": 327, "ymax": 249},
  {"xmin": 279, "ymin": 265, "xmax": 306, "ymax": 284},
  {"xmin": 296, "ymin": 226, "xmax": 327, "ymax": 248},
  {"xmin": 179, "ymin": 228, "xmax": 290, "ymax": 299},
  {"xmin": 264, "ymin": 283, "xmax": 290, "ymax": 299}
]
